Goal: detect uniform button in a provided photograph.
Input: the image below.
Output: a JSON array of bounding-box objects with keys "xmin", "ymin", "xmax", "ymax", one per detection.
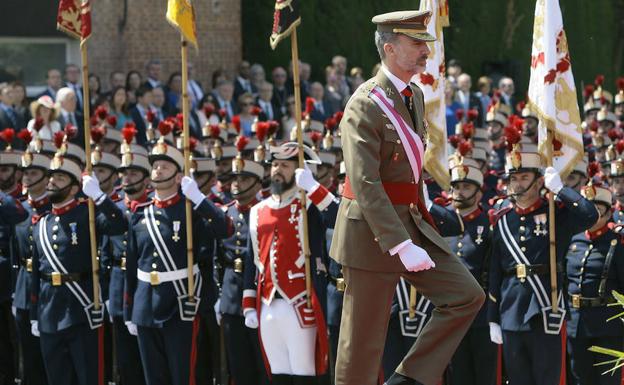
[
  {"xmin": 52, "ymin": 234, "xmax": 57, "ymax": 240},
  {"xmin": 235, "ymin": 249, "xmax": 241, "ymax": 255},
  {"xmin": 152, "ymin": 263, "xmax": 157, "ymax": 269},
  {"xmin": 573, "ymin": 202, "xmax": 578, "ymax": 207},
  {"xmin": 52, "ymin": 225, "xmax": 58, "ymax": 232},
  {"xmin": 588, "ymin": 245, "xmax": 593, "ymax": 250},
  {"xmin": 520, "ymin": 236, "xmax": 526, "ymax": 241},
  {"xmin": 54, "ymin": 217, "xmax": 60, "ymax": 222},
  {"xmin": 53, "ymin": 244, "xmax": 58, "ymax": 250},
  {"xmin": 122, "ymin": 251, "xmax": 126, "ymax": 256},
  {"xmin": 374, "ymin": 237, "xmax": 379, "ymax": 242},
  {"xmin": 123, "ymin": 240, "xmax": 127, "ymax": 245},
  {"xmin": 519, "ymin": 226, "xmax": 525, "ymax": 232},
  {"xmin": 520, "ymin": 216, "xmax": 525, "ymax": 221},
  {"xmin": 456, "ymin": 251, "xmax": 462, "ymax": 256},
  {"xmin": 581, "ymin": 258, "xmax": 586, "ymax": 264},
  {"xmin": 580, "ymin": 267, "xmax": 584, "ymax": 273},
  {"xmin": 521, "ymin": 247, "xmax": 526, "ymax": 252},
  {"xmin": 457, "ymin": 242, "xmax": 463, "ymax": 248},
  {"xmin": 236, "ymin": 240, "xmax": 241, "ymax": 245},
  {"xmin": 156, "ymin": 211, "xmax": 162, "ymax": 215},
  {"xmin": 29, "ymin": 226, "xmax": 33, "ymax": 231},
  {"xmin": 236, "ymin": 232, "xmax": 241, "ymax": 236},
  {"xmin": 29, "ymin": 235, "xmax": 33, "ymax": 241},
  {"xmin": 153, "ymin": 252, "xmax": 158, "ymax": 257},
  {"xmin": 396, "ymin": 139, "xmax": 401, "ymax": 144},
  {"xmin": 409, "ymin": 203, "xmax": 415, "ymax": 209},
  {"xmin": 156, "ymin": 220, "xmax": 160, "ymax": 225}
]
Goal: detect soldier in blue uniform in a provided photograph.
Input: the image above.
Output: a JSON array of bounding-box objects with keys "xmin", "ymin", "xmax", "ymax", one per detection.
[
  {"xmin": 104, "ymin": 129, "xmax": 150, "ymax": 385},
  {"xmin": 123, "ymin": 135, "xmax": 230, "ymax": 385},
  {"xmin": 0, "ymin": 142, "xmax": 29, "ymax": 385},
  {"xmin": 29, "ymin": 138, "xmax": 127, "ymax": 385},
  {"xmin": 12, "ymin": 145, "xmax": 51, "ymax": 385},
  {"xmin": 609, "ymin": 155, "xmax": 624, "ymax": 227},
  {"xmin": 444, "ymin": 158, "xmax": 497, "ymax": 385},
  {"xmin": 566, "ymin": 176, "xmax": 624, "ymax": 385},
  {"xmin": 214, "ymin": 145, "xmax": 269, "ymax": 385},
  {"xmin": 487, "ymin": 143, "xmax": 599, "ymax": 385}
]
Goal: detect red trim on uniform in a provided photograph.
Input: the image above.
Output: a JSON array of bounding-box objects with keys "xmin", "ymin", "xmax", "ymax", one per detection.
[
  {"xmin": 242, "ymin": 296, "xmax": 256, "ymax": 310},
  {"xmin": 109, "ymin": 191, "xmax": 122, "ymax": 202},
  {"xmin": 98, "ymin": 326, "xmax": 105, "ymax": 385},
  {"xmin": 236, "ymin": 197, "xmax": 259, "ymax": 213},
  {"xmin": 124, "ymin": 191, "xmax": 148, "ymax": 209},
  {"xmin": 308, "ymin": 184, "xmax": 329, "ymax": 206},
  {"xmin": 188, "ymin": 316, "xmax": 200, "ymax": 385},
  {"xmin": 585, "ymin": 224, "xmax": 610, "ymax": 240},
  {"xmin": 514, "ymin": 198, "xmax": 543, "ymax": 215},
  {"xmin": 559, "ymin": 322, "xmax": 566, "ymax": 385},
  {"xmin": 153, "ymin": 193, "xmax": 181, "ymax": 208},
  {"xmin": 496, "ymin": 345, "xmax": 502, "ymax": 385},
  {"xmin": 51, "ymin": 199, "xmax": 79, "ymax": 215},
  {"xmin": 28, "ymin": 195, "xmax": 50, "ymax": 210},
  {"xmin": 342, "ymin": 176, "xmax": 419, "ymax": 205},
  {"xmin": 462, "ymin": 207, "xmax": 482, "ymax": 222}
]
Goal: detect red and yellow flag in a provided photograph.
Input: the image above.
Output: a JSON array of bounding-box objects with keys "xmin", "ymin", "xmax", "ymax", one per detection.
[
  {"xmin": 166, "ymin": 0, "xmax": 198, "ymax": 49},
  {"xmin": 269, "ymin": 0, "xmax": 301, "ymax": 50},
  {"xmin": 57, "ymin": 0, "xmax": 92, "ymax": 44}
]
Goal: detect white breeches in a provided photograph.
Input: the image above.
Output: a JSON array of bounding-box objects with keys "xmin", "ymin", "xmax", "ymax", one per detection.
[{"xmin": 260, "ymin": 299, "xmax": 317, "ymax": 375}]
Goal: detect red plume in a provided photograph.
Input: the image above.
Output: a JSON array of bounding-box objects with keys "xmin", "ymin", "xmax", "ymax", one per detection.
[
  {"xmin": 250, "ymin": 106, "xmax": 262, "ymax": 116},
  {"xmin": 552, "ymin": 137, "xmax": 563, "ymax": 152},
  {"xmin": 448, "ymin": 134, "xmax": 460, "ymax": 148},
  {"xmin": 189, "ymin": 137, "xmax": 198, "ymax": 153},
  {"xmin": 175, "ymin": 113, "xmax": 184, "ymax": 132},
  {"xmin": 589, "ymin": 121, "xmax": 599, "ymax": 133},
  {"xmin": 462, "ymin": 122, "xmax": 475, "ymax": 139},
  {"xmin": 504, "ymin": 125, "xmax": 522, "ymax": 151},
  {"xmin": 235, "ymin": 135, "xmax": 250, "ymax": 152},
  {"xmin": 617, "ymin": 77, "xmax": 624, "ymax": 92},
  {"xmin": 608, "ymin": 128, "xmax": 621, "ymax": 141},
  {"xmin": 64, "ymin": 123, "xmax": 77, "ymax": 139},
  {"xmin": 17, "ymin": 129, "xmax": 33, "ymax": 146},
  {"xmin": 584, "ymin": 84, "xmax": 595, "ymax": 99},
  {"xmin": 95, "ymin": 105, "xmax": 108, "ymax": 120},
  {"xmin": 587, "ymin": 161, "xmax": 601, "ymax": 178},
  {"xmin": 122, "ymin": 124, "xmax": 137, "ymax": 144},
  {"xmin": 34, "ymin": 117, "xmax": 44, "ymax": 131},
  {"xmin": 91, "ymin": 126, "xmax": 106, "ymax": 144},
  {"xmin": 458, "ymin": 140, "xmax": 472, "ymax": 157},
  {"xmin": 157, "ymin": 120, "xmax": 174, "ymax": 137},
  {"xmin": 203, "ymin": 103, "xmax": 215, "ymax": 117},
  {"xmin": 455, "ymin": 109, "xmax": 465, "ymax": 121},
  {"xmin": 106, "ymin": 115, "xmax": 117, "ymax": 127},
  {"xmin": 433, "ymin": 196, "xmax": 450, "ymax": 206},
  {"xmin": 255, "ymin": 121, "xmax": 270, "ymax": 143},
  {"xmin": 218, "ymin": 108, "xmax": 227, "ymax": 119},
  {"xmin": 268, "ymin": 121, "xmax": 279, "ymax": 136},
  {"xmin": 53, "ymin": 131, "xmax": 65, "ymax": 149},
  {"xmin": 305, "ymin": 97, "xmax": 316, "ymax": 116},
  {"xmin": 467, "ymin": 109, "xmax": 479, "ymax": 122},
  {"xmin": 209, "ymin": 124, "xmax": 221, "ymax": 139},
  {"xmin": 308, "ymin": 131, "xmax": 323, "ymax": 145},
  {"xmin": 595, "ymin": 74, "xmax": 605, "ymax": 87},
  {"xmin": 232, "ymin": 115, "xmax": 241, "ymax": 134},
  {"xmin": 324, "ymin": 117, "xmax": 337, "ymax": 132},
  {"xmin": 333, "ymin": 111, "xmax": 344, "ymax": 124},
  {"xmin": 615, "ymin": 139, "xmax": 624, "ymax": 155},
  {"xmin": 146, "ymin": 110, "xmax": 156, "ymax": 123},
  {"xmin": 90, "ymin": 115, "xmax": 99, "ymax": 127}
]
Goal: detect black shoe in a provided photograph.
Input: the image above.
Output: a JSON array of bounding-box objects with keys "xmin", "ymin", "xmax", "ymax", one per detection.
[{"xmin": 384, "ymin": 372, "xmax": 423, "ymax": 385}]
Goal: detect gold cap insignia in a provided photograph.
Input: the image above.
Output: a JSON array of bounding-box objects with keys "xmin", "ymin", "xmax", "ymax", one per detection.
[
  {"xmin": 51, "ymin": 155, "xmax": 64, "ymax": 170},
  {"xmin": 21, "ymin": 152, "xmax": 33, "ymax": 167}
]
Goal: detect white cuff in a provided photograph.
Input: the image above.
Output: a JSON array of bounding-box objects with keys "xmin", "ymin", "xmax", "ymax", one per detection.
[{"xmin": 389, "ymin": 239, "xmax": 411, "ymax": 256}]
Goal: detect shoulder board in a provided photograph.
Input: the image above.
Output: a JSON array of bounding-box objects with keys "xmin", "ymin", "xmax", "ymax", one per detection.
[
  {"xmin": 131, "ymin": 199, "xmax": 153, "ymax": 213},
  {"xmin": 488, "ymin": 206, "xmax": 512, "ymax": 226}
]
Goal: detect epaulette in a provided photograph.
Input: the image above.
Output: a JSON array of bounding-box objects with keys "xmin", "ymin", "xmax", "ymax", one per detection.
[
  {"xmin": 131, "ymin": 199, "xmax": 153, "ymax": 213},
  {"xmin": 488, "ymin": 206, "xmax": 513, "ymax": 227}
]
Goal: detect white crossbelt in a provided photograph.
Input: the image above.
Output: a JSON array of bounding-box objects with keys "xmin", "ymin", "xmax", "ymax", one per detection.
[{"xmin": 137, "ymin": 264, "xmax": 199, "ymax": 285}]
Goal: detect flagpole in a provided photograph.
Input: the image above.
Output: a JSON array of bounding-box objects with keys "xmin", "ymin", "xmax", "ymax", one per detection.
[
  {"xmin": 290, "ymin": 28, "xmax": 312, "ymax": 308},
  {"xmin": 546, "ymin": 128, "xmax": 558, "ymax": 312},
  {"xmin": 80, "ymin": 42, "xmax": 100, "ymax": 311},
  {"xmin": 180, "ymin": 37, "xmax": 195, "ymax": 300}
]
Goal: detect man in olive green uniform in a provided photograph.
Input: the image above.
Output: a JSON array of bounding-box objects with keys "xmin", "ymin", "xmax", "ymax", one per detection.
[{"xmin": 330, "ymin": 10, "xmax": 485, "ymax": 385}]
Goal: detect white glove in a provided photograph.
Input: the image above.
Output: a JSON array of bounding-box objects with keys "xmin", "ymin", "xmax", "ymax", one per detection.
[
  {"xmin": 295, "ymin": 165, "xmax": 319, "ymax": 193},
  {"xmin": 11, "ymin": 306, "xmax": 16, "ymax": 317},
  {"xmin": 423, "ymin": 183, "xmax": 433, "ymax": 210},
  {"xmin": 30, "ymin": 321, "xmax": 40, "ymax": 337},
  {"xmin": 244, "ymin": 309, "xmax": 259, "ymax": 329},
  {"xmin": 125, "ymin": 321, "xmax": 138, "ymax": 336},
  {"xmin": 544, "ymin": 166, "xmax": 563, "ymax": 194},
  {"xmin": 181, "ymin": 176, "xmax": 206, "ymax": 206},
  {"xmin": 489, "ymin": 322, "xmax": 503, "ymax": 345},
  {"xmin": 82, "ymin": 172, "xmax": 104, "ymax": 202},
  {"xmin": 397, "ymin": 242, "xmax": 436, "ymax": 272},
  {"xmin": 105, "ymin": 300, "xmax": 113, "ymax": 323},
  {"xmin": 213, "ymin": 299, "xmax": 222, "ymax": 326}
]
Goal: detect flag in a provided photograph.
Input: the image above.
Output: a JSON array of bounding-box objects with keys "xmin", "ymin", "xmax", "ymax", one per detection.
[
  {"xmin": 166, "ymin": 0, "xmax": 198, "ymax": 49},
  {"xmin": 528, "ymin": 0, "xmax": 583, "ymax": 177},
  {"xmin": 269, "ymin": 0, "xmax": 301, "ymax": 50},
  {"xmin": 57, "ymin": 0, "xmax": 92, "ymax": 44},
  {"xmin": 414, "ymin": 0, "xmax": 450, "ymax": 190}
]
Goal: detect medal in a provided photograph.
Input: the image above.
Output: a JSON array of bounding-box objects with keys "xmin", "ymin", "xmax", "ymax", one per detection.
[
  {"xmin": 172, "ymin": 221, "xmax": 181, "ymax": 242},
  {"xmin": 475, "ymin": 226, "xmax": 484, "ymax": 245},
  {"xmin": 288, "ymin": 204, "xmax": 298, "ymax": 224},
  {"xmin": 533, "ymin": 214, "xmax": 548, "ymax": 236},
  {"xmin": 69, "ymin": 222, "xmax": 78, "ymax": 245}
]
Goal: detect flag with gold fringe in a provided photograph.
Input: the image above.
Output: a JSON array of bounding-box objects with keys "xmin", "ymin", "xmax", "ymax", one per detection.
[
  {"xmin": 166, "ymin": 0, "xmax": 198, "ymax": 49},
  {"xmin": 528, "ymin": 0, "xmax": 583, "ymax": 177},
  {"xmin": 57, "ymin": 0, "xmax": 91, "ymax": 45},
  {"xmin": 269, "ymin": 0, "xmax": 301, "ymax": 50},
  {"xmin": 413, "ymin": 0, "xmax": 450, "ymax": 190}
]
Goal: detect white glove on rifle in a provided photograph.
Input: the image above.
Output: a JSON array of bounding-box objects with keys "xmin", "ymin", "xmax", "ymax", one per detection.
[
  {"xmin": 295, "ymin": 165, "xmax": 319, "ymax": 193},
  {"xmin": 489, "ymin": 322, "xmax": 503, "ymax": 345},
  {"xmin": 213, "ymin": 299, "xmax": 222, "ymax": 326},
  {"xmin": 30, "ymin": 320, "xmax": 40, "ymax": 337},
  {"xmin": 125, "ymin": 321, "xmax": 138, "ymax": 336},
  {"xmin": 82, "ymin": 172, "xmax": 105, "ymax": 204},
  {"xmin": 396, "ymin": 242, "xmax": 435, "ymax": 272},
  {"xmin": 244, "ymin": 309, "xmax": 259, "ymax": 329},
  {"xmin": 181, "ymin": 176, "xmax": 206, "ymax": 206},
  {"xmin": 544, "ymin": 166, "xmax": 563, "ymax": 194}
]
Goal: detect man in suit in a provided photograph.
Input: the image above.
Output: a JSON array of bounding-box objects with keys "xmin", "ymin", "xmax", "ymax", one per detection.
[
  {"xmin": 0, "ymin": 83, "xmax": 23, "ymax": 130},
  {"xmin": 37, "ymin": 69, "xmax": 63, "ymax": 100},
  {"xmin": 233, "ymin": 61, "xmax": 257, "ymax": 101},
  {"xmin": 309, "ymin": 82, "xmax": 335, "ymax": 122},
  {"xmin": 130, "ymin": 85, "xmax": 154, "ymax": 146},
  {"xmin": 143, "ymin": 59, "xmax": 162, "ymax": 89},
  {"xmin": 498, "ymin": 77, "xmax": 516, "ymax": 108},
  {"xmin": 256, "ymin": 81, "xmax": 281, "ymax": 123},
  {"xmin": 187, "ymin": 63, "xmax": 204, "ymax": 110},
  {"xmin": 64, "ymin": 64, "xmax": 83, "ymax": 112},
  {"xmin": 56, "ymin": 87, "xmax": 85, "ymax": 149},
  {"xmin": 213, "ymin": 80, "xmax": 236, "ymax": 122},
  {"xmin": 330, "ymin": 10, "xmax": 485, "ymax": 385},
  {"xmin": 455, "ymin": 74, "xmax": 484, "ymax": 127},
  {"xmin": 271, "ymin": 67, "xmax": 291, "ymax": 117}
]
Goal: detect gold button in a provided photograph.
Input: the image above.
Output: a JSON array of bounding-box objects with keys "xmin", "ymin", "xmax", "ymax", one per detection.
[
  {"xmin": 153, "ymin": 252, "xmax": 158, "ymax": 257},
  {"xmin": 521, "ymin": 247, "xmax": 526, "ymax": 252},
  {"xmin": 456, "ymin": 251, "xmax": 462, "ymax": 256},
  {"xmin": 520, "ymin": 236, "xmax": 526, "ymax": 241},
  {"xmin": 54, "ymin": 217, "xmax": 60, "ymax": 222},
  {"xmin": 52, "ymin": 225, "xmax": 58, "ymax": 231},
  {"xmin": 519, "ymin": 226, "xmax": 525, "ymax": 232},
  {"xmin": 53, "ymin": 244, "xmax": 58, "ymax": 250},
  {"xmin": 520, "ymin": 216, "xmax": 525, "ymax": 221},
  {"xmin": 457, "ymin": 242, "xmax": 463, "ymax": 248},
  {"xmin": 236, "ymin": 232, "xmax": 241, "ymax": 236},
  {"xmin": 573, "ymin": 202, "xmax": 578, "ymax": 207},
  {"xmin": 396, "ymin": 139, "xmax": 401, "ymax": 144},
  {"xmin": 374, "ymin": 237, "xmax": 379, "ymax": 242},
  {"xmin": 409, "ymin": 203, "xmax": 415, "ymax": 209},
  {"xmin": 52, "ymin": 234, "xmax": 57, "ymax": 240},
  {"xmin": 152, "ymin": 263, "xmax": 157, "ymax": 269}
]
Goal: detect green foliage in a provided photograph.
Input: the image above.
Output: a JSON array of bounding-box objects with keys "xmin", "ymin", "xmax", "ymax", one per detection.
[
  {"xmin": 589, "ymin": 290, "xmax": 624, "ymax": 376},
  {"xmin": 242, "ymin": 0, "xmax": 623, "ymax": 96}
]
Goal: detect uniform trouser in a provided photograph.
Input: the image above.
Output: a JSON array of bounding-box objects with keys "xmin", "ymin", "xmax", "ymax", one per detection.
[
  {"xmin": 0, "ymin": 301, "xmax": 15, "ymax": 385},
  {"xmin": 111, "ymin": 316, "xmax": 146, "ymax": 385},
  {"xmin": 448, "ymin": 327, "xmax": 497, "ymax": 385},
  {"xmin": 334, "ymin": 256, "xmax": 485, "ymax": 385},
  {"xmin": 14, "ymin": 308, "xmax": 47, "ymax": 385},
  {"xmin": 39, "ymin": 323, "xmax": 98, "ymax": 385},
  {"xmin": 137, "ymin": 316, "xmax": 199, "ymax": 385},
  {"xmin": 260, "ymin": 299, "xmax": 317, "ymax": 376},
  {"xmin": 502, "ymin": 327, "xmax": 562, "ymax": 385},
  {"xmin": 568, "ymin": 335, "xmax": 623, "ymax": 385},
  {"xmin": 195, "ymin": 312, "xmax": 219, "ymax": 385},
  {"xmin": 222, "ymin": 313, "xmax": 269, "ymax": 385},
  {"xmin": 382, "ymin": 312, "xmax": 416, "ymax": 381}
]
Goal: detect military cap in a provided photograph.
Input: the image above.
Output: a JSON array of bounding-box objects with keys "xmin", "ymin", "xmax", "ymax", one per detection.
[
  {"xmin": 119, "ymin": 144, "xmax": 150, "ymax": 173},
  {"xmin": 372, "ymin": 10, "xmax": 435, "ymax": 42},
  {"xmin": 319, "ymin": 151, "xmax": 337, "ymax": 166},
  {"xmin": 450, "ymin": 164, "xmax": 483, "ymax": 186},
  {"xmin": 21, "ymin": 151, "xmax": 50, "ymax": 171},
  {"xmin": 270, "ymin": 142, "xmax": 321, "ymax": 164},
  {"xmin": 48, "ymin": 153, "xmax": 82, "ymax": 183},
  {"xmin": 149, "ymin": 137, "xmax": 185, "ymax": 171},
  {"xmin": 191, "ymin": 157, "xmax": 217, "ymax": 174}
]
